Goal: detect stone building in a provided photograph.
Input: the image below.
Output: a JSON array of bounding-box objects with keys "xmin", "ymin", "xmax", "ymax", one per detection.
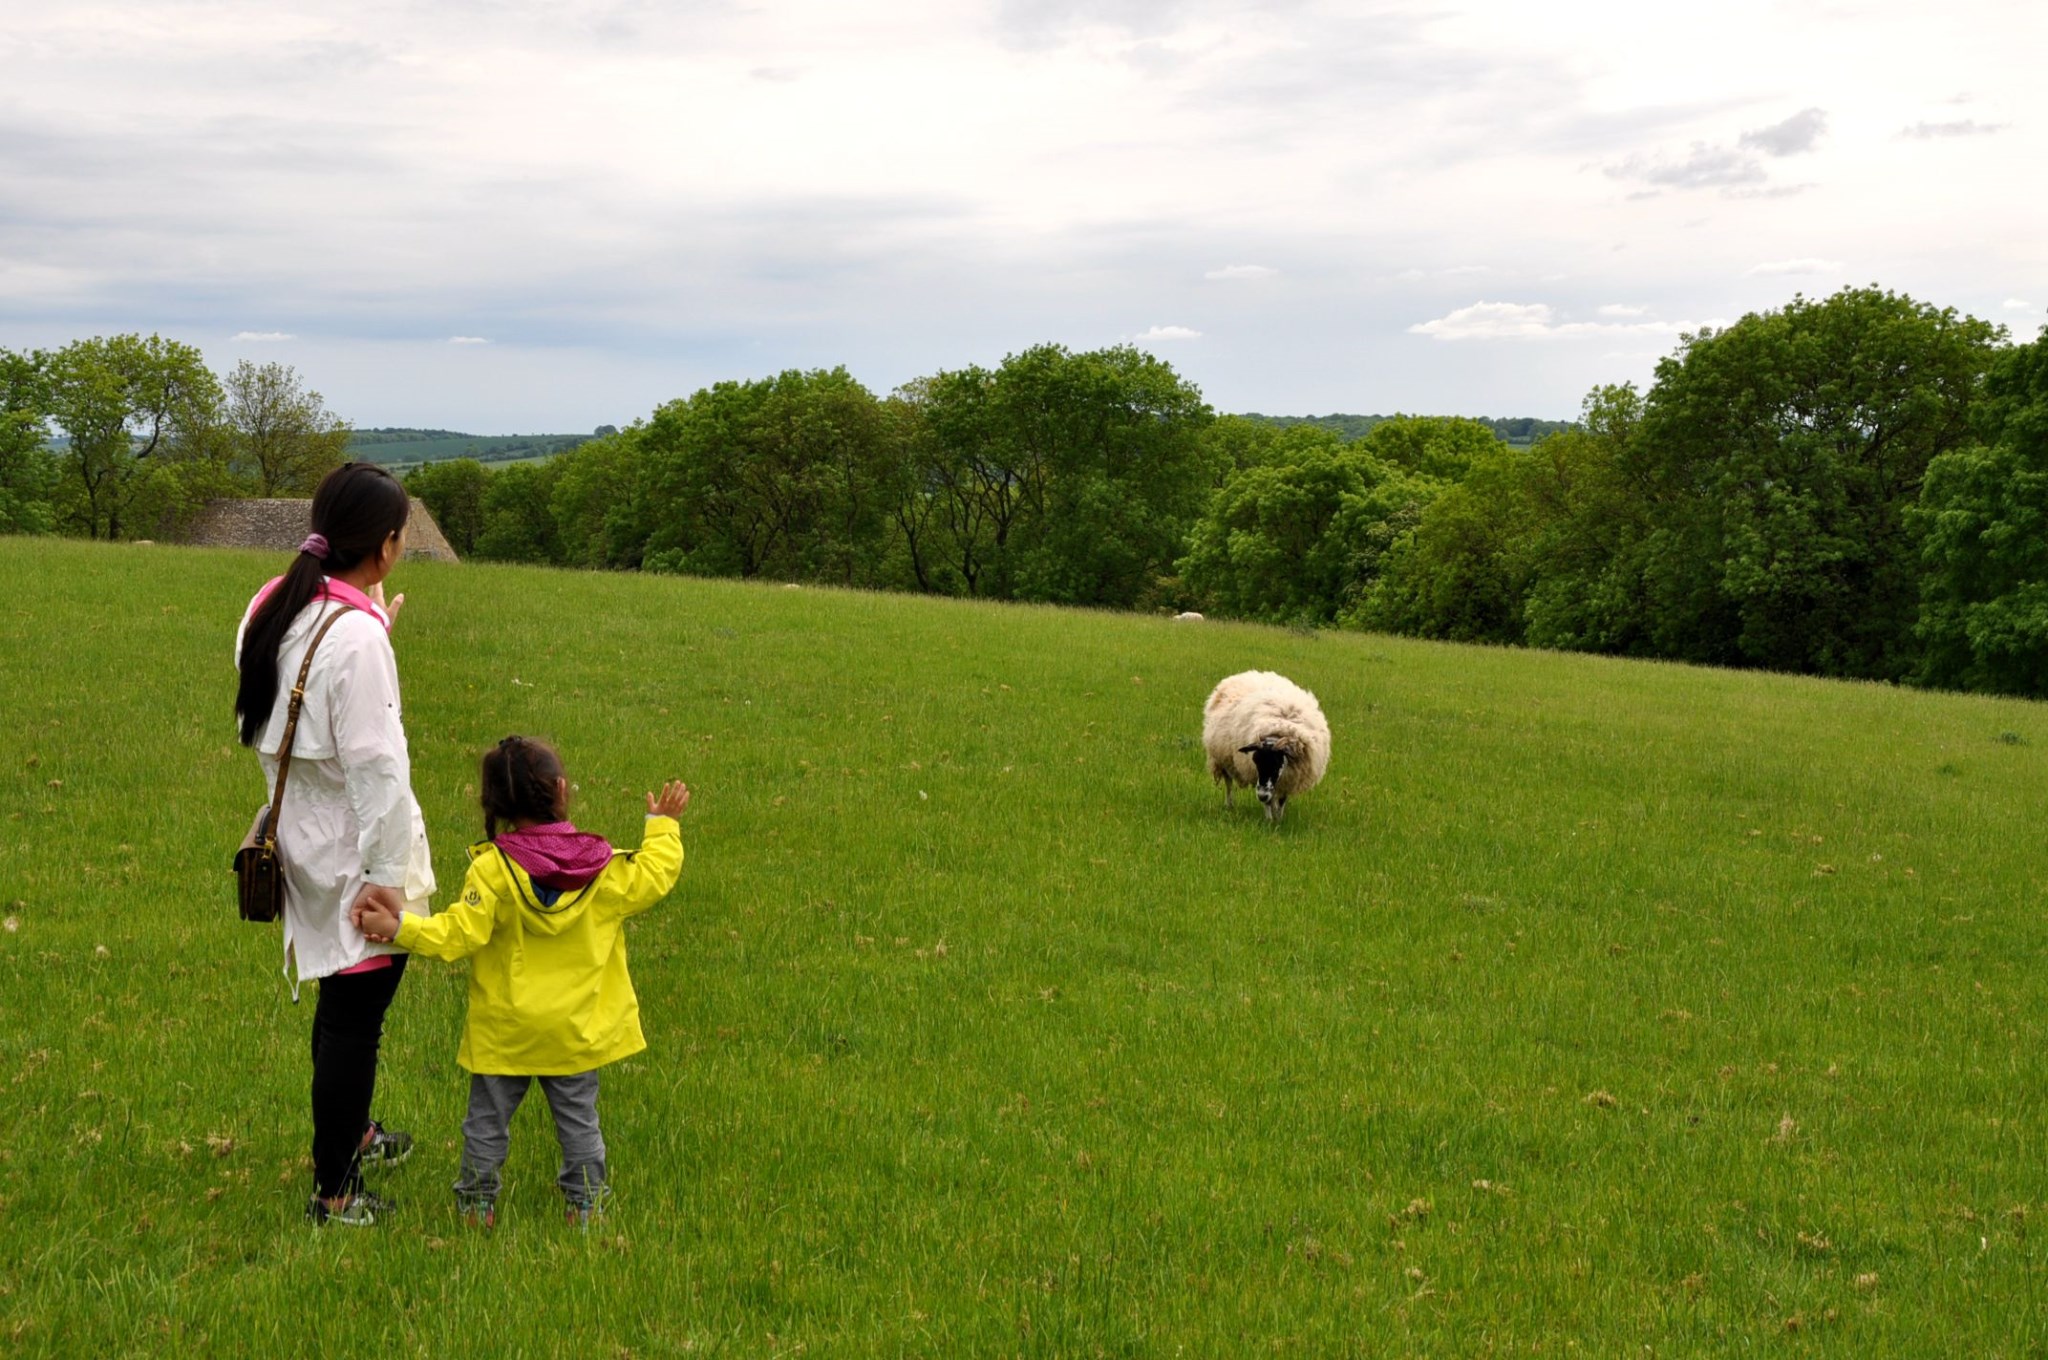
[{"xmin": 181, "ymin": 498, "xmax": 459, "ymax": 562}]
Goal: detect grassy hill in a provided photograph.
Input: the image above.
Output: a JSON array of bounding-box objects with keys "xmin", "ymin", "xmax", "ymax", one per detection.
[
  {"xmin": 1, "ymin": 536, "xmax": 2044, "ymax": 1354},
  {"xmin": 1238, "ymin": 413, "xmax": 1577, "ymax": 445},
  {"xmin": 347, "ymin": 428, "xmax": 595, "ymax": 468}
]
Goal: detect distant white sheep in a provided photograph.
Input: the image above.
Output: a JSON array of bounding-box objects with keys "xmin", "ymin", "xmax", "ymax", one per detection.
[
  {"xmin": 1202, "ymin": 670, "xmax": 1330, "ymax": 824},
  {"xmin": 1172, "ymin": 611, "xmax": 1204, "ymax": 621}
]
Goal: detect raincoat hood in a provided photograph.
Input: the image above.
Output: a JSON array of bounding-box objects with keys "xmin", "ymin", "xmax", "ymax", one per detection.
[
  {"xmin": 469, "ymin": 839, "xmax": 612, "ymax": 936},
  {"xmin": 494, "ymin": 822, "xmax": 614, "ymax": 891}
]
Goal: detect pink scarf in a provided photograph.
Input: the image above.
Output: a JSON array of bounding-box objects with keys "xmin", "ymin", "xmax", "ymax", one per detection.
[{"xmin": 494, "ymin": 822, "xmax": 615, "ymax": 890}]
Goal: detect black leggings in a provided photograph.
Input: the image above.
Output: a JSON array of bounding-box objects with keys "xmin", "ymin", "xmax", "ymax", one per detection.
[{"xmin": 309, "ymin": 956, "xmax": 408, "ymax": 1199}]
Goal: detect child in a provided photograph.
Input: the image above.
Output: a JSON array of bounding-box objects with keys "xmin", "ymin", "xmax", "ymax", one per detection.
[{"xmin": 355, "ymin": 735, "xmax": 688, "ymax": 1227}]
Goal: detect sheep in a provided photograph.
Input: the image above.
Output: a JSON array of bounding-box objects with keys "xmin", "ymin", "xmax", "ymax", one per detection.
[
  {"xmin": 1172, "ymin": 611, "xmax": 1204, "ymax": 621},
  {"xmin": 1202, "ymin": 670, "xmax": 1330, "ymax": 825}
]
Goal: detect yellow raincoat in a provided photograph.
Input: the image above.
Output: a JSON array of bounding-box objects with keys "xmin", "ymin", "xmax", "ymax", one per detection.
[{"xmin": 393, "ymin": 816, "xmax": 682, "ymax": 1075}]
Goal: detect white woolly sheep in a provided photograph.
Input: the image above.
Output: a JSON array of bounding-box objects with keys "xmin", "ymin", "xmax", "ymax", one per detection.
[{"xmin": 1202, "ymin": 670, "xmax": 1330, "ymax": 825}]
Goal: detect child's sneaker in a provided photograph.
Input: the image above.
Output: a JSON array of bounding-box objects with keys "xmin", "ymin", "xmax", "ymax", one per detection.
[
  {"xmin": 306, "ymin": 1194, "xmax": 379, "ymax": 1227},
  {"xmin": 565, "ymin": 1186, "xmax": 612, "ymax": 1229},
  {"xmin": 458, "ymin": 1195, "xmax": 497, "ymax": 1230},
  {"xmin": 359, "ymin": 1119, "xmax": 413, "ymax": 1167}
]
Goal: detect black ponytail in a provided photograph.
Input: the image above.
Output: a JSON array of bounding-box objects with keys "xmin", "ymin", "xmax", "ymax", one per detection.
[
  {"xmin": 235, "ymin": 462, "xmax": 410, "ymax": 747},
  {"xmin": 480, "ymin": 736, "xmax": 568, "ymax": 838}
]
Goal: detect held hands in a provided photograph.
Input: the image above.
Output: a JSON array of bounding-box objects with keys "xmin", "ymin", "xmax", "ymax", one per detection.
[
  {"xmin": 647, "ymin": 780, "xmax": 690, "ymax": 819},
  {"xmin": 351, "ymin": 883, "xmax": 405, "ymax": 944}
]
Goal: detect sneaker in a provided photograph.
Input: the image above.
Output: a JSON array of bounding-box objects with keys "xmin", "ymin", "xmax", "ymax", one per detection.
[
  {"xmin": 458, "ymin": 1196, "xmax": 497, "ymax": 1230},
  {"xmin": 359, "ymin": 1120, "xmax": 413, "ymax": 1168},
  {"xmin": 306, "ymin": 1195, "xmax": 378, "ymax": 1227},
  {"xmin": 565, "ymin": 1185, "xmax": 612, "ymax": 1229}
]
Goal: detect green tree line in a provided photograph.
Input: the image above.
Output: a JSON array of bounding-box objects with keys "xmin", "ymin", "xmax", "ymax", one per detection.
[
  {"xmin": 404, "ymin": 290, "xmax": 2048, "ymax": 698},
  {"xmin": 7, "ymin": 287, "xmax": 2045, "ymax": 697}
]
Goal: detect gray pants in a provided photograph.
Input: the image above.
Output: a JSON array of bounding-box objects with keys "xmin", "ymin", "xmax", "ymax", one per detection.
[{"xmin": 454, "ymin": 1071, "xmax": 608, "ymax": 1208}]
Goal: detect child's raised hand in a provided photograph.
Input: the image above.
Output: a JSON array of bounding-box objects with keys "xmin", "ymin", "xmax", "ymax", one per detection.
[{"xmin": 647, "ymin": 780, "xmax": 690, "ymax": 819}]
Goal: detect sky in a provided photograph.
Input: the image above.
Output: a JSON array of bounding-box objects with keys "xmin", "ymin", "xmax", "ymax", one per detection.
[{"xmin": 1, "ymin": 0, "xmax": 2042, "ymax": 432}]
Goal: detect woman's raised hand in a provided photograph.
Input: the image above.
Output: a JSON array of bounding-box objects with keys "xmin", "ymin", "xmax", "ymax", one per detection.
[
  {"xmin": 647, "ymin": 781, "xmax": 690, "ymax": 818},
  {"xmin": 368, "ymin": 581, "xmax": 406, "ymax": 625}
]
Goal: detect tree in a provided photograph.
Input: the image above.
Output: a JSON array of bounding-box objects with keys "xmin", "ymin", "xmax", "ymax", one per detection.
[
  {"xmin": 1354, "ymin": 415, "xmax": 1504, "ymax": 481},
  {"xmin": 0, "ymin": 348, "xmax": 57, "ymax": 535},
  {"xmin": 1628, "ymin": 287, "xmax": 2001, "ymax": 679},
  {"xmin": 908, "ymin": 345, "xmax": 1214, "ymax": 607},
  {"xmin": 550, "ymin": 431, "xmax": 656, "ymax": 570},
  {"xmin": 638, "ymin": 368, "xmax": 900, "ymax": 584},
  {"xmin": 1179, "ymin": 429, "xmax": 1437, "ymax": 625},
  {"xmin": 1358, "ymin": 391, "xmax": 1645, "ymax": 645},
  {"xmin": 898, "ymin": 366, "xmax": 1022, "ymax": 598},
  {"xmin": 879, "ymin": 390, "xmax": 957, "ymax": 595},
  {"xmin": 1000, "ymin": 345, "xmax": 1216, "ymax": 607},
  {"xmin": 1512, "ymin": 385, "xmax": 1654, "ymax": 652},
  {"xmin": 1359, "ymin": 444, "xmax": 1537, "ymax": 644},
  {"xmin": 1911, "ymin": 338, "xmax": 2048, "ymax": 696},
  {"xmin": 224, "ymin": 360, "xmax": 351, "ymax": 495},
  {"xmin": 405, "ymin": 458, "xmax": 490, "ymax": 557},
  {"xmin": 46, "ymin": 334, "xmax": 227, "ymax": 540},
  {"xmin": 473, "ymin": 461, "xmax": 565, "ymax": 563}
]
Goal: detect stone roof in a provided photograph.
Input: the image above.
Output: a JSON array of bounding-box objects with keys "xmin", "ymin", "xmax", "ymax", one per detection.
[{"xmin": 182, "ymin": 498, "xmax": 459, "ymax": 562}]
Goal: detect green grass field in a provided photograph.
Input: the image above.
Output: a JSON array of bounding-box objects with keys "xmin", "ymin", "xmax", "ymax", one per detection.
[{"xmin": 2, "ymin": 537, "xmax": 2045, "ymax": 1356}]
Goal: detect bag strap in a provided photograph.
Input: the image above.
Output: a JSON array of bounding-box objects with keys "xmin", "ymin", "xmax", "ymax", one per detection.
[{"xmin": 259, "ymin": 604, "xmax": 358, "ymax": 852}]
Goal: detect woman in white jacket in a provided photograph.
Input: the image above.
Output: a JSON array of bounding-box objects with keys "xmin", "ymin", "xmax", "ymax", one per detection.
[{"xmin": 234, "ymin": 463, "xmax": 435, "ymax": 1227}]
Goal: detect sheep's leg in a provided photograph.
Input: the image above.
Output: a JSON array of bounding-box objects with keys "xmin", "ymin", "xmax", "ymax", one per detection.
[
  {"xmin": 1266, "ymin": 796, "xmax": 1285, "ymax": 825},
  {"xmin": 1223, "ymin": 781, "xmax": 1234, "ymax": 809}
]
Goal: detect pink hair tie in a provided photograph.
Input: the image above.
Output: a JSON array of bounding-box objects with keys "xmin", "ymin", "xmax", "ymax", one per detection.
[{"xmin": 299, "ymin": 533, "xmax": 330, "ymax": 560}]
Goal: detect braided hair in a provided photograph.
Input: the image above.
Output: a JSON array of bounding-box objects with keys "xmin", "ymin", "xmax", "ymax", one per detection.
[{"xmin": 480, "ymin": 736, "xmax": 568, "ymax": 838}]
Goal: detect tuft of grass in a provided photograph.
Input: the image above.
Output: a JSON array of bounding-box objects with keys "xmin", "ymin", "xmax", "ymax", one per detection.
[{"xmin": 1, "ymin": 536, "xmax": 2046, "ymax": 1355}]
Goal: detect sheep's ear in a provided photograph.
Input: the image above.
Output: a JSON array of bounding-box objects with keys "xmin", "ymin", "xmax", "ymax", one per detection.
[{"xmin": 1238, "ymin": 744, "xmax": 1259, "ymax": 755}]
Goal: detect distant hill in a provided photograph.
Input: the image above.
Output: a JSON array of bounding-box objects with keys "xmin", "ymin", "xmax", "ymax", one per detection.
[
  {"xmin": 1237, "ymin": 413, "xmax": 1575, "ymax": 445},
  {"xmin": 347, "ymin": 428, "xmax": 611, "ymax": 467}
]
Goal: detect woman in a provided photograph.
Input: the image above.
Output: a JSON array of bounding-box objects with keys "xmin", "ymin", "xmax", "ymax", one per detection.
[{"xmin": 234, "ymin": 462, "xmax": 436, "ymax": 1227}]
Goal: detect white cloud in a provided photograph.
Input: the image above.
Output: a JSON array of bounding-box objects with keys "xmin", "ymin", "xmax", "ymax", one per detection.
[
  {"xmin": 2003, "ymin": 298, "xmax": 2035, "ymax": 310},
  {"xmin": 1900, "ymin": 119, "xmax": 2009, "ymax": 139},
  {"xmin": 1411, "ymin": 301, "xmax": 1559, "ymax": 340},
  {"xmin": 448, "ymin": 335, "xmax": 490, "ymax": 345},
  {"xmin": 1606, "ymin": 144, "xmax": 1765, "ymax": 192},
  {"xmin": 1610, "ymin": 108, "xmax": 1827, "ymax": 199},
  {"xmin": 1204, "ymin": 264, "xmax": 1276, "ymax": 281},
  {"xmin": 232, "ymin": 330, "xmax": 293, "ymax": 341},
  {"xmin": 1389, "ymin": 265, "xmax": 1493, "ymax": 283},
  {"xmin": 1596, "ymin": 304, "xmax": 1648, "ymax": 317},
  {"xmin": 1134, "ymin": 324, "xmax": 1201, "ymax": 342},
  {"xmin": 1746, "ymin": 258, "xmax": 1844, "ymax": 276},
  {"xmin": 1739, "ymin": 107, "xmax": 1828, "ymax": 157},
  {"xmin": 1410, "ymin": 300, "xmax": 1711, "ymax": 342}
]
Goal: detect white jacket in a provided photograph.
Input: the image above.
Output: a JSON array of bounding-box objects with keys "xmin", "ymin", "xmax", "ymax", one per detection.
[{"xmin": 236, "ymin": 584, "xmax": 435, "ymax": 990}]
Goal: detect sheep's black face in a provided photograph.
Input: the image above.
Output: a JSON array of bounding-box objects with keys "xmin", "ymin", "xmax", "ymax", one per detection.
[{"xmin": 1238, "ymin": 742, "xmax": 1288, "ymax": 803}]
